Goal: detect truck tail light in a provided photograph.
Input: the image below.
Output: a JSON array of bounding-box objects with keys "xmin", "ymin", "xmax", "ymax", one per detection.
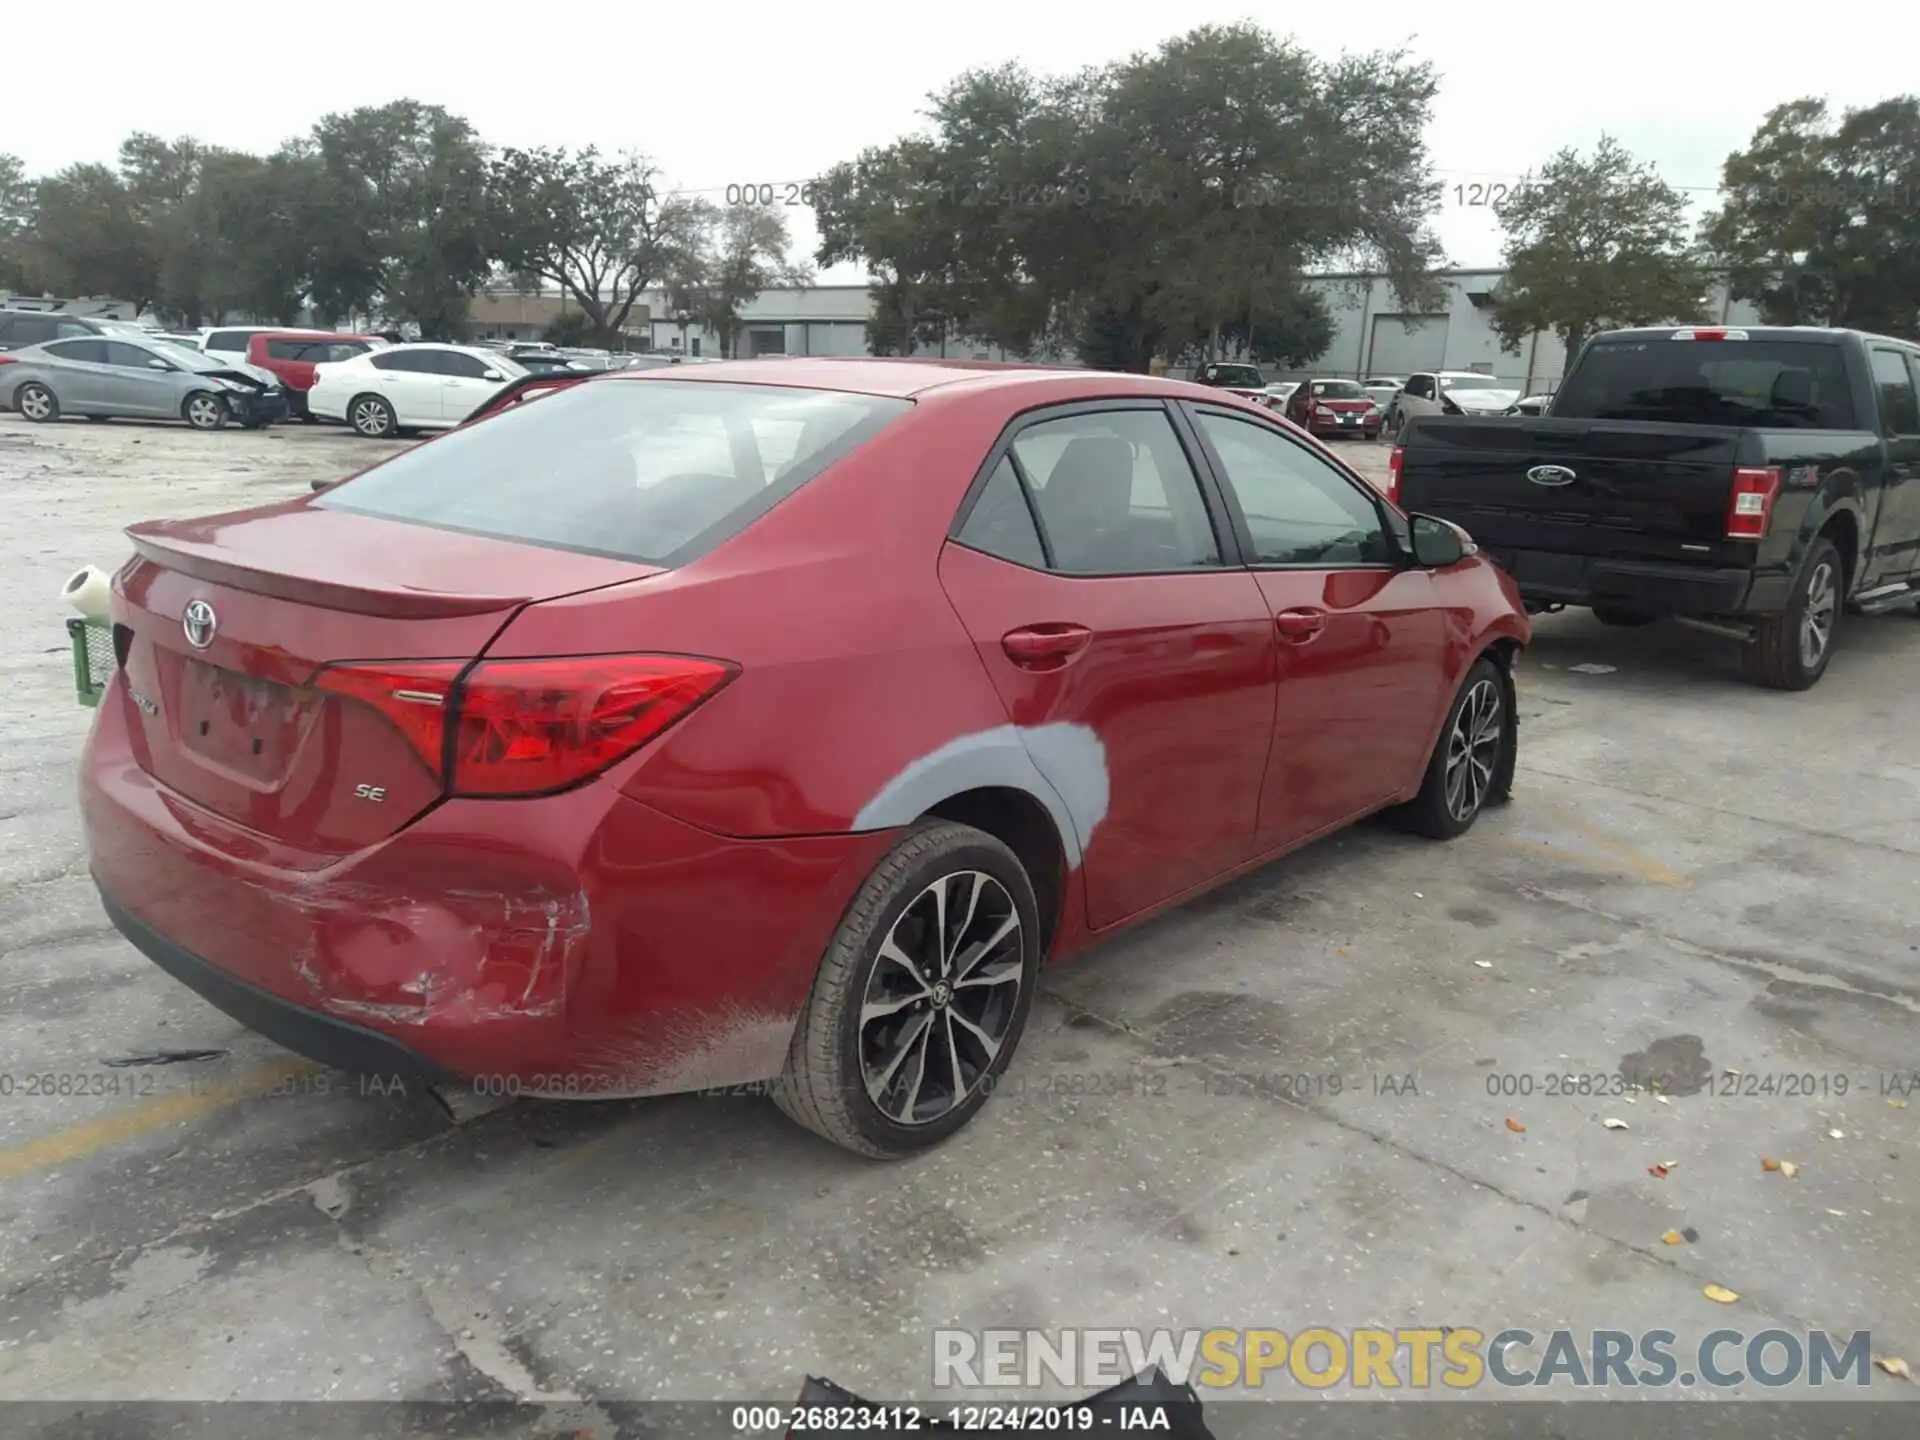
[
  {"xmin": 1386, "ymin": 445, "xmax": 1404, "ymax": 507},
  {"xmin": 1726, "ymin": 467, "xmax": 1781, "ymax": 540},
  {"xmin": 1672, "ymin": 328, "xmax": 1749, "ymax": 341}
]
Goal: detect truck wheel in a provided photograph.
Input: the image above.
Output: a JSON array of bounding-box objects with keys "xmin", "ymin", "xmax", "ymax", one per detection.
[
  {"xmin": 1743, "ymin": 537, "xmax": 1841, "ymax": 691},
  {"xmin": 772, "ymin": 821, "xmax": 1041, "ymax": 1158},
  {"xmin": 1590, "ymin": 607, "xmax": 1656, "ymax": 627}
]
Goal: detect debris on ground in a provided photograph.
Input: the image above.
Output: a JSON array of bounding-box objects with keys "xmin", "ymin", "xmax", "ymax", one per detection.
[
  {"xmin": 1703, "ymin": 1284, "xmax": 1740, "ymax": 1303},
  {"xmin": 1761, "ymin": 1157, "xmax": 1800, "ymax": 1178},
  {"xmin": 1569, "ymin": 663, "xmax": 1618, "ymax": 674},
  {"xmin": 1875, "ymin": 1356, "xmax": 1912, "ymax": 1381},
  {"xmin": 1506, "ymin": 1117, "xmax": 1527, "ymax": 1133},
  {"xmin": 1602, "ymin": 1117, "xmax": 1630, "ymax": 1130},
  {"xmin": 102, "ymin": 1049, "xmax": 229, "ymax": 1068}
]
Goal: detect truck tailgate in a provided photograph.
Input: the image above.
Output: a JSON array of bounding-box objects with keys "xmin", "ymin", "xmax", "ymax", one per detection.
[{"xmin": 1398, "ymin": 418, "xmax": 1746, "ymax": 562}]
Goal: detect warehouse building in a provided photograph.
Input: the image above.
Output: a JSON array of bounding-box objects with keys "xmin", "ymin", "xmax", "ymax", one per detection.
[{"xmin": 636, "ymin": 268, "xmax": 1763, "ymax": 386}]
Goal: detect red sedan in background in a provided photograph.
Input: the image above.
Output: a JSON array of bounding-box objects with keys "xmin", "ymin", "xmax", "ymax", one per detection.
[
  {"xmin": 81, "ymin": 359, "xmax": 1528, "ymax": 1157},
  {"xmin": 1286, "ymin": 377, "xmax": 1384, "ymax": 439}
]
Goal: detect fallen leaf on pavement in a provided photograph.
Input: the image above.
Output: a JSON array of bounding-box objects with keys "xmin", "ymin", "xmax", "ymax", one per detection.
[
  {"xmin": 1602, "ymin": 1117, "xmax": 1630, "ymax": 1130},
  {"xmin": 1656, "ymin": 1095, "xmax": 1671, "ymax": 1105},
  {"xmin": 1662, "ymin": 1230, "xmax": 1686, "ymax": 1245},
  {"xmin": 1781, "ymin": 1160, "xmax": 1800, "ymax": 1178},
  {"xmin": 1649, "ymin": 1164, "xmax": 1670, "ymax": 1178},
  {"xmin": 1875, "ymin": 1356, "xmax": 1912, "ymax": 1381},
  {"xmin": 1506, "ymin": 1117, "xmax": 1527, "ymax": 1133},
  {"xmin": 1703, "ymin": 1284, "xmax": 1740, "ymax": 1304},
  {"xmin": 1828, "ymin": 1129, "xmax": 1845, "ymax": 1139},
  {"xmin": 1890, "ymin": 1100, "xmax": 1909, "ymax": 1110},
  {"xmin": 1473, "ymin": 960, "xmax": 1493, "ymax": 969},
  {"xmin": 1761, "ymin": 1157, "xmax": 1782, "ymax": 1172}
]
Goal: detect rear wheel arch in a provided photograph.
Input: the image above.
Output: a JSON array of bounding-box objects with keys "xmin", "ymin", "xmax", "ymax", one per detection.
[
  {"xmin": 921, "ymin": 786, "xmax": 1068, "ymax": 959},
  {"xmin": 1814, "ymin": 507, "xmax": 1861, "ymax": 596}
]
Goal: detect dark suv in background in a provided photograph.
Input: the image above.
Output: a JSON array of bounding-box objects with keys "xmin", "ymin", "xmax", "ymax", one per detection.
[{"xmin": 0, "ymin": 309, "xmax": 146, "ymax": 352}]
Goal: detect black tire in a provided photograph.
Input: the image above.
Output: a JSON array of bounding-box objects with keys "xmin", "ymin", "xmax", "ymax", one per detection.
[
  {"xmin": 1391, "ymin": 657, "xmax": 1513, "ymax": 839},
  {"xmin": 15, "ymin": 381, "xmax": 58, "ymax": 423},
  {"xmin": 181, "ymin": 391, "xmax": 229, "ymax": 430},
  {"xmin": 773, "ymin": 820, "xmax": 1042, "ymax": 1158},
  {"xmin": 1743, "ymin": 536, "xmax": 1841, "ymax": 691},
  {"xmin": 1590, "ymin": 606, "xmax": 1656, "ymax": 627},
  {"xmin": 348, "ymin": 393, "xmax": 396, "ymax": 438}
]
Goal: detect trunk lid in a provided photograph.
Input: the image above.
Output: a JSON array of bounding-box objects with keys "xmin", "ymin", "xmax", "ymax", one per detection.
[
  {"xmin": 112, "ymin": 501, "xmax": 661, "ymax": 855},
  {"xmin": 1397, "ymin": 417, "xmax": 1748, "ymax": 561}
]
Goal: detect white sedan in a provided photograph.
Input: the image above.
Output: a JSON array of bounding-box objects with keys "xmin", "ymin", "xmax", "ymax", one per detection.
[{"xmin": 309, "ymin": 343, "xmax": 527, "ymax": 438}]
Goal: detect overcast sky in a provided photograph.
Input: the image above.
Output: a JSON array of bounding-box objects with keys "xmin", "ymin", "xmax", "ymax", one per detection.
[{"xmin": 18, "ymin": 6, "xmax": 1916, "ymax": 285}]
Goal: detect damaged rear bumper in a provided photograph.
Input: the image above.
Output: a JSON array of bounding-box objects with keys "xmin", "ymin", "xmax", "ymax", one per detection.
[
  {"xmin": 98, "ymin": 886, "xmax": 458, "ymax": 1084},
  {"xmin": 81, "ymin": 687, "xmax": 896, "ymax": 1094}
]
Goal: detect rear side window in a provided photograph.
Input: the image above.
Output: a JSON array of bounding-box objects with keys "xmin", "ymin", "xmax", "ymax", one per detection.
[
  {"xmin": 265, "ymin": 339, "xmax": 311, "ymax": 360},
  {"xmin": 206, "ymin": 331, "xmax": 252, "ymax": 352},
  {"xmin": 6, "ymin": 314, "xmax": 57, "ymax": 345},
  {"xmin": 1869, "ymin": 348, "xmax": 1920, "ymax": 435},
  {"xmin": 44, "ymin": 339, "xmax": 106, "ymax": 362},
  {"xmin": 1010, "ymin": 408, "xmax": 1221, "ymax": 573},
  {"xmin": 956, "ymin": 457, "xmax": 1048, "ymax": 569},
  {"xmin": 320, "ymin": 379, "xmax": 911, "ymax": 565},
  {"xmin": 371, "ymin": 349, "xmax": 420, "ymax": 371},
  {"xmin": 1555, "ymin": 339, "xmax": 1857, "ymax": 428}
]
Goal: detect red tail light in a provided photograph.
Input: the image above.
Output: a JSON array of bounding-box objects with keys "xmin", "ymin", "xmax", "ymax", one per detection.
[
  {"xmin": 315, "ymin": 653, "xmax": 737, "ymax": 797},
  {"xmin": 0, "ymin": 354, "xmax": 17, "ymax": 365},
  {"xmin": 1386, "ymin": 445, "xmax": 1404, "ymax": 507},
  {"xmin": 1726, "ymin": 467, "xmax": 1781, "ymax": 540}
]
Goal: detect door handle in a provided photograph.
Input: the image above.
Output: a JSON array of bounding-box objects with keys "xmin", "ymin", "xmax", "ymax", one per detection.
[
  {"xmin": 1002, "ymin": 624, "xmax": 1093, "ymax": 667},
  {"xmin": 1275, "ymin": 608, "xmax": 1325, "ymax": 641}
]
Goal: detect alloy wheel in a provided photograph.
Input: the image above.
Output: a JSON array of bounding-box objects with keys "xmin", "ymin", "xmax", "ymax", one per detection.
[
  {"xmin": 352, "ymin": 398, "xmax": 392, "ymax": 436},
  {"xmin": 1800, "ymin": 560, "xmax": 1836, "ymax": 671},
  {"xmin": 859, "ymin": 870, "xmax": 1023, "ymax": 1126},
  {"xmin": 18, "ymin": 386, "xmax": 53, "ymax": 421},
  {"xmin": 1443, "ymin": 678, "xmax": 1503, "ymax": 823},
  {"xmin": 186, "ymin": 395, "xmax": 224, "ymax": 429}
]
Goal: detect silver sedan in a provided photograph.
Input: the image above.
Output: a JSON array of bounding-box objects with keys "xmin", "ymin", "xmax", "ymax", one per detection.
[{"xmin": 0, "ymin": 333, "xmax": 289, "ymax": 429}]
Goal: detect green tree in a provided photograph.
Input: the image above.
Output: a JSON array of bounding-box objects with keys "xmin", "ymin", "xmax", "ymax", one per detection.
[
  {"xmin": 487, "ymin": 147, "xmax": 699, "ymax": 346},
  {"xmin": 677, "ymin": 200, "xmax": 813, "ymax": 358},
  {"xmin": 812, "ymin": 24, "xmax": 1443, "ymax": 372},
  {"xmin": 307, "ymin": 101, "xmax": 492, "ymax": 336},
  {"xmin": 1702, "ymin": 96, "xmax": 1920, "ymax": 334},
  {"xmin": 1487, "ymin": 136, "xmax": 1706, "ymax": 361},
  {"xmin": 196, "ymin": 148, "xmax": 324, "ymax": 324},
  {"xmin": 32, "ymin": 163, "xmax": 157, "ymax": 308},
  {"xmin": 0, "ymin": 153, "xmax": 39, "ymax": 293}
]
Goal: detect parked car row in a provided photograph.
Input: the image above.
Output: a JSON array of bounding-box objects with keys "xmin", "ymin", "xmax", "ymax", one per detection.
[{"xmin": 0, "ymin": 325, "xmax": 290, "ymax": 429}]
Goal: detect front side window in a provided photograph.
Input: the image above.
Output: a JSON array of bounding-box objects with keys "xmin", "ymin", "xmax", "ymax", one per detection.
[
  {"xmin": 101, "ymin": 341, "xmax": 159, "ymax": 368},
  {"xmin": 1194, "ymin": 411, "xmax": 1393, "ymax": 567},
  {"xmin": 1010, "ymin": 408, "xmax": 1221, "ymax": 574},
  {"xmin": 321, "ymin": 380, "xmax": 910, "ymax": 566},
  {"xmin": 207, "ymin": 331, "xmax": 252, "ymax": 352},
  {"xmin": 1869, "ymin": 348, "xmax": 1920, "ymax": 435}
]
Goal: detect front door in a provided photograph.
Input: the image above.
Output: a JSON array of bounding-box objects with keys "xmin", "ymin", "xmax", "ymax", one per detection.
[
  {"xmin": 1184, "ymin": 405, "xmax": 1450, "ymax": 843},
  {"xmin": 938, "ymin": 402, "xmax": 1278, "ymax": 930},
  {"xmin": 99, "ymin": 340, "xmax": 184, "ymax": 417},
  {"xmin": 1870, "ymin": 348, "xmax": 1920, "ymax": 583}
]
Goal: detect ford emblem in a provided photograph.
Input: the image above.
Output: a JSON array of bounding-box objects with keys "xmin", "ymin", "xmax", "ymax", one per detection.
[{"xmin": 1526, "ymin": 464, "xmax": 1576, "ymax": 487}]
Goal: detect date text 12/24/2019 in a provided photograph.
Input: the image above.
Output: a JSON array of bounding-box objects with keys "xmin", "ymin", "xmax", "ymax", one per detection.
[{"xmin": 732, "ymin": 1403, "xmax": 1177, "ymax": 1431}]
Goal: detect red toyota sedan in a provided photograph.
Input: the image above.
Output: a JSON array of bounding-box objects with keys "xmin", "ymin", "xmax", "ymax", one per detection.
[{"xmin": 80, "ymin": 360, "xmax": 1528, "ymax": 1157}]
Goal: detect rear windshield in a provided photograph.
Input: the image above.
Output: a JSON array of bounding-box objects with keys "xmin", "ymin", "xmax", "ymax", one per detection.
[
  {"xmin": 1208, "ymin": 365, "xmax": 1264, "ymax": 386},
  {"xmin": 1309, "ymin": 380, "xmax": 1366, "ymax": 399},
  {"xmin": 1438, "ymin": 375, "xmax": 1508, "ymax": 391},
  {"xmin": 319, "ymin": 379, "xmax": 912, "ymax": 565},
  {"xmin": 1555, "ymin": 339, "xmax": 1857, "ymax": 429}
]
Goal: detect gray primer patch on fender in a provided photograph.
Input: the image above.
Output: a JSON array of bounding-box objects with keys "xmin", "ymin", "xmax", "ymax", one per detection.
[{"xmin": 852, "ymin": 723, "xmax": 1109, "ymax": 869}]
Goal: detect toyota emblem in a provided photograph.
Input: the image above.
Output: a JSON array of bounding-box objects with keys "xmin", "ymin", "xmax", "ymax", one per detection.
[
  {"xmin": 182, "ymin": 599, "xmax": 218, "ymax": 649},
  {"xmin": 1527, "ymin": 464, "xmax": 1576, "ymax": 487}
]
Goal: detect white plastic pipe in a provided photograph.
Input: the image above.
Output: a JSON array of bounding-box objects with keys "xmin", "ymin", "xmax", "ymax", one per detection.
[{"xmin": 63, "ymin": 564, "xmax": 114, "ymax": 621}]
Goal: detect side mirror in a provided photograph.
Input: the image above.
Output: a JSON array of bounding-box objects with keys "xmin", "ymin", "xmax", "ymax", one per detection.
[
  {"xmin": 481, "ymin": 369, "xmax": 502, "ymax": 381},
  {"xmin": 1409, "ymin": 513, "xmax": 1468, "ymax": 568},
  {"xmin": 147, "ymin": 359, "xmax": 171, "ymax": 371}
]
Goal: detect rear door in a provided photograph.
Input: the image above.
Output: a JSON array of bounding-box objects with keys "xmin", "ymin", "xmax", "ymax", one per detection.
[
  {"xmin": 938, "ymin": 401, "xmax": 1277, "ymax": 930},
  {"xmin": 367, "ymin": 349, "xmax": 441, "ymax": 424},
  {"xmin": 1187, "ymin": 405, "xmax": 1448, "ymax": 837},
  {"xmin": 1868, "ymin": 347, "xmax": 1920, "ymax": 580},
  {"xmin": 34, "ymin": 338, "xmax": 110, "ymax": 407}
]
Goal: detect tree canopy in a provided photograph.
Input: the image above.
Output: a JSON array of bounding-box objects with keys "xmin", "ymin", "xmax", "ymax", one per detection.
[
  {"xmin": 811, "ymin": 23, "xmax": 1444, "ymax": 371},
  {"xmin": 1486, "ymin": 135, "xmax": 1706, "ymax": 360},
  {"xmin": 1701, "ymin": 96, "xmax": 1920, "ymax": 335}
]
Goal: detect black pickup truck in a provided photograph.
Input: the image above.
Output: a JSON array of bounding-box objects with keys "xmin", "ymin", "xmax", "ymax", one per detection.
[{"xmin": 1390, "ymin": 325, "xmax": 1920, "ymax": 689}]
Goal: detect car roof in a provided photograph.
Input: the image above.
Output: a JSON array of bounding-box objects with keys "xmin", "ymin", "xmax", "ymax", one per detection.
[{"xmin": 605, "ymin": 356, "xmax": 1207, "ymax": 400}]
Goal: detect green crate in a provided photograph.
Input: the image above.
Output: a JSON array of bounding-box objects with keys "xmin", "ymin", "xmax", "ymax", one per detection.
[{"xmin": 68, "ymin": 617, "xmax": 115, "ymax": 708}]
